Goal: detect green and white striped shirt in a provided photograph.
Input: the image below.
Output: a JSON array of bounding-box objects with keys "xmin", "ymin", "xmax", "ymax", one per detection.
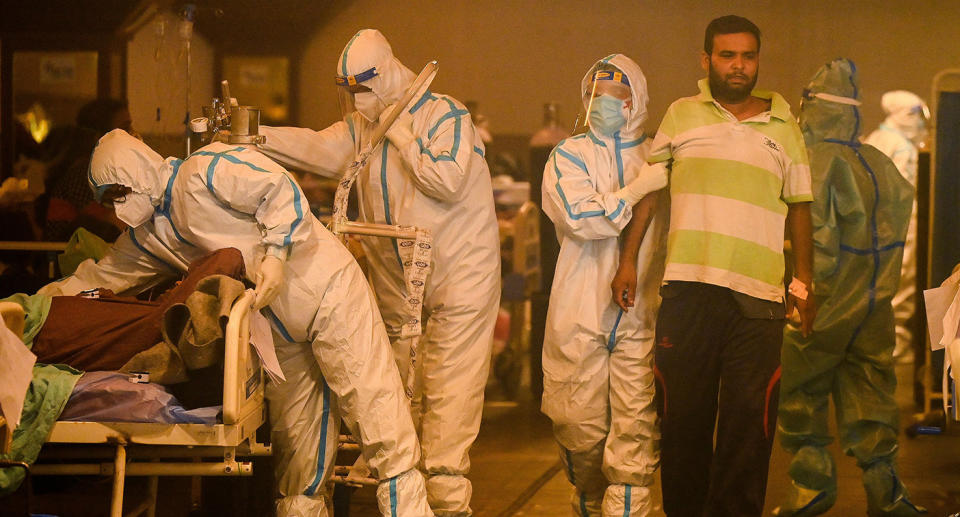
[{"xmin": 640, "ymin": 79, "xmax": 812, "ymax": 301}]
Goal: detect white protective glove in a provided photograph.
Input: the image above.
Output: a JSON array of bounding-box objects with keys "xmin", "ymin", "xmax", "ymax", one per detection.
[
  {"xmin": 381, "ymin": 103, "xmax": 417, "ymax": 148},
  {"xmin": 253, "ymin": 255, "xmax": 284, "ymax": 310},
  {"xmin": 615, "ymin": 162, "xmax": 669, "ymax": 205}
]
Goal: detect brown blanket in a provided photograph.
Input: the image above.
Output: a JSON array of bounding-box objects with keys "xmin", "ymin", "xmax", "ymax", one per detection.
[
  {"xmin": 121, "ymin": 274, "xmax": 245, "ymax": 385},
  {"xmin": 30, "ymin": 248, "xmax": 246, "ymax": 371}
]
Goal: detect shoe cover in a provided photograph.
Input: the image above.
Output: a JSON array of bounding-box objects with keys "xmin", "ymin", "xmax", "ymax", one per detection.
[
  {"xmin": 772, "ymin": 484, "xmax": 836, "ymax": 516},
  {"xmin": 602, "ymin": 484, "xmax": 651, "ymax": 516},
  {"xmin": 425, "ymin": 473, "xmax": 473, "ymax": 516},
  {"xmin": 276, "ymin": 494, "xmax": 329, "ymax": 517},
  {"xmin": 376, "ymin": 469, "xmax": 434, "ymax": 516},
  {"xmin": 863, "ymin": 462, "xmax": 927, "ymax": 516},
  {"xmin": 569, "ymin": 487, "xmax": 603, "ymax": 517},
  {"xmin": 772, "ymin": 447, "xmax": 837, "ymax": 516}
]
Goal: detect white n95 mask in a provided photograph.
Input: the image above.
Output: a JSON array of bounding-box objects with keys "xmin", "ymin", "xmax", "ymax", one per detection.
[
  {"xmin": 114, "ymin": 191, "xmax": 155, "ymax": 227},
  {"xmin": 355, "ymin": 92, "xmax": 387, "ymax": 122}
]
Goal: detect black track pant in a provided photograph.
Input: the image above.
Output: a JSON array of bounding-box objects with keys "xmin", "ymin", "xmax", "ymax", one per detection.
[{"xmin": 654, "ymin": 282, "xmax": 785, "ymax": 517}]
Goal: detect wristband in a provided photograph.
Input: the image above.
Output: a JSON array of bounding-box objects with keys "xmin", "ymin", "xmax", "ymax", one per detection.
[{"xmin": 788, "ymin": 277, "xmax": 809, "ymax": 301}]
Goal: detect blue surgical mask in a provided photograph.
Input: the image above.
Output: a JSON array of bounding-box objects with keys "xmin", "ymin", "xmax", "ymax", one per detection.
[{"xmin": 588, "ymin": 94, "xmax": 627, "ymax": 137}]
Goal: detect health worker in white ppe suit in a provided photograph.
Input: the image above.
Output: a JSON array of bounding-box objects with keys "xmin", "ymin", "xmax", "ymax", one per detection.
[
  {"xmin": 864, "ymin": 90, "xmax": 929, "ymax": 362},
  {"xmin": 258, "ymin": 29, "xmax": 500, "ymax": 516},
  {"xmin": 540, "ymin": 54, "xmax": 666, "ymax": 517},
  {"xmin": 39, "ymin": 129, "xmax": 432, "ymax": 517}
]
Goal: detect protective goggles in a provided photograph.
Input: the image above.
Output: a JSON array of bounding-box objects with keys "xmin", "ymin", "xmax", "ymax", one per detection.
[
  {"xmin": 335, "ymin": 67, "xmax": 378, "ymax": 88},
  {"xmin": 97, "ymin": 184, "xmax": 131, "ymax": 207},
  {"xmin": 92, "ymin": 183, "xmax": 110, "ymax": 202},
  {"xmin": 591, "ymin": 70, "xmax": 631, "ymax": 87},
  {"xmin": 801, "ymin": 88, "xmax": 861, "ymax": 106}
]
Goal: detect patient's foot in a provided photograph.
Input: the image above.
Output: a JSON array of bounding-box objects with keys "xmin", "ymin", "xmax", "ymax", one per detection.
[{"xmin": 0, "ymin": 301, "xmax": 25, "ymax": 341}]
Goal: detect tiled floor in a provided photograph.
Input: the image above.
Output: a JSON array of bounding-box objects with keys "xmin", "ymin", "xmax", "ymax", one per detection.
[
  {"xmin": 18, "ymin": 365, "xmax": 960, "ymax": 516},
  {"xmin": 349, "ymin": 363, "xmax": 960, "ymax": 516}
]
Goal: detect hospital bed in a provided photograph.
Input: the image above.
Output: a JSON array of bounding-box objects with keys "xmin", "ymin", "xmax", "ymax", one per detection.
[
  {"xmin": 913, "ymin": 68, "xmax": 960, "ymax": 430},
  {"xmin": 495, "ymin": 200, "xmax": 541, "ymax": 398},
  {"xmin": 26, "ymin": 289, "xmax": 270, "ymax": 517}
]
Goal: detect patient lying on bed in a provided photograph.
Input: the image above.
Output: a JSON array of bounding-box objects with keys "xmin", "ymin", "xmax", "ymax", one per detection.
[
  {"xmin": 23, "ymin": 247, "xmax": 245, "ymax": 371},
  {"xmin": 0, "ymin": 248, "xmax": 249, "ymax": 496},
  {"xmin": 2, "ymin": 246, "xmax": 248, "ymax": 414}
]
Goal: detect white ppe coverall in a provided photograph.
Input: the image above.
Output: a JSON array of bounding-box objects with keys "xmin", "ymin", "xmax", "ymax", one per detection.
[
  {"xmin": 45, "ymin": 131, "xmax": 431, "ymax": 517},
  {"xmin": 864, "ymin": 90, "xmax": 928, "ymax": 361},
  {"xmin": 540, "ymin": 54, "xmax": 665, "ymax": 517},
  {"xmin": 258, "ymin": 29, "xmax": 500, "ymax": 517}
]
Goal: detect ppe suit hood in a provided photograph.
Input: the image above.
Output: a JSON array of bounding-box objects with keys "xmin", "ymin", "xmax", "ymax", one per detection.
[
  {"xmin": 89, "ymin": 129, "xmax": 169, "ymax": 205},
  {"xmin": 337, "ymin": 29, "xmax": 416, "ymax": 107},
  {"xmin": 799, "ymin": 58, "xmax": 861, "ymax": 144},
  {"xmin": 881, "ymin": 90, "xmax": 928, "ymax": 143},
  {"xmin": 580, "ymin": 54, "xmax": 649, "ymax": 139}
]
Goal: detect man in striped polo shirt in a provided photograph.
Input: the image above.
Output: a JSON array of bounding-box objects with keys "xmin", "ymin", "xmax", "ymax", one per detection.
[{"xmin": 610, "ymin": 15, "xmax": 816, "ymax": 517}]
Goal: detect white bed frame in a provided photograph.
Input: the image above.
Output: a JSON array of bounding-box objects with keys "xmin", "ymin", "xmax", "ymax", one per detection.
[{"xmin": 31, "ymin": 290, "xmax": 270, "ymax": 517}]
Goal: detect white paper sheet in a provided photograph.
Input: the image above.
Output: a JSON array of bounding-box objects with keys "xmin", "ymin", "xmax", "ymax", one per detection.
[
  {"xmin": 0, "ymin": 324, "xmax": 37, "ymax": 430},
  {"xmin": 941, "ymin": 289, "xmax": 960, "ymax": 349},
  {"xmin": 250, "ymin": 310, "xmax": 285, "ymax": 384},
  {"xmin": 925, "ymin": 282, "xmax": 960, "ymax": 351}
]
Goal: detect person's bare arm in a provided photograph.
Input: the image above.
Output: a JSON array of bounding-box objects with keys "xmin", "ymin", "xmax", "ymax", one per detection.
[
  {"xmin": 611, "ymin": 189, "xmax": 662, "ymax": 311},
  {"xmin": 786, "ymin": 201, "xmax": 816, "ymax": 336}
]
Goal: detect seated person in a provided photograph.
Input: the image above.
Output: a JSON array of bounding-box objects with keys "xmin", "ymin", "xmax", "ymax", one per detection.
[{"xmin": 43, "ymin": 99, "xmax": 134, "ymax": 243}]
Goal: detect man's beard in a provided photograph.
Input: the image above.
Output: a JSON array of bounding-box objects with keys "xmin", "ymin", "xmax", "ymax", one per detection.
[{"xmin": 708, "ymin": 63, "xmax": 758, "ymax": 103}]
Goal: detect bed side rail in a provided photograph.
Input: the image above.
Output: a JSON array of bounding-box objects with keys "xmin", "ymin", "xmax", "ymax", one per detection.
[{"xmin": 222, "ymin": 290, "xmax": 261, "ymax": 425}]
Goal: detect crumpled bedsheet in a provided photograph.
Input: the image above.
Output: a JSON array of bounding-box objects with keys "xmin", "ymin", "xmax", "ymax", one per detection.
[
  {"xmin": 58, "ymin": 371, "xmax": 220, "ymax": 425},
  {"xmin": 0, "ymin": 363, "xmax": 80, "ymax": 497}
]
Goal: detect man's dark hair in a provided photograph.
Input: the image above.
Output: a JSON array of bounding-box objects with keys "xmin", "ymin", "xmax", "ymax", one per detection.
[
  {"xmin": 704, "ymin": 15, "xmax": 761, "ymax": 55},
  {"xmin": 76, "ymin": 98, "xmax": 128, "ymax": 136}
]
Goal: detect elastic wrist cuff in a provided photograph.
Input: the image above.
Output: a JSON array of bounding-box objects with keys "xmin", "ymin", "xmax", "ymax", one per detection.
[
  {"xmin": 614, "ymin": 189, "xmax": 643, "ymax": 206},
  {"xmin": 265, "ymin": 245, "xmax": 288, "ymax": 261}
]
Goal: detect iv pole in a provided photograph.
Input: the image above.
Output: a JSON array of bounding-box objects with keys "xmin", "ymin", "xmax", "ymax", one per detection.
[{"xmin": 180, "ymin": 4, "xmax": 196, "ymax": 157}]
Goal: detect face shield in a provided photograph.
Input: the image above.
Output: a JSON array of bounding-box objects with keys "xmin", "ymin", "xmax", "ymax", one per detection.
[
  {"xmin": 574, "ymin": 69, "xmax": 633, "ymax": 136},
  {"xmin": 336, "ymin": 66, "xmax": 385, "ymax": 122},
  {"xmin": 907, "ymin": 103, "xmax": 931, "ymax": 146}
]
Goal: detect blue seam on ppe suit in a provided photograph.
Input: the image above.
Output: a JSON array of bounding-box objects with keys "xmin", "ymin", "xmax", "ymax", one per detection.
[
  {"xmin": 340, "ymin": 31, "xmax": 363, "ymax": 76},
  {"xmin": 305, "ymin": 380, "xmax": 332, "ymax": 496},
  {"xmin": 409, "ymin": 90, "xmax": 437, "ymax": 115},
  {"xmin": 417, "ymin": 96, "xmax": 465, "ymax": 163},
  {"xmin": 562, "ymin": 448, "xmax": 588, "ymax": 515},
  {"xmin": 390, "ymin": 477, "xmax": 399, "ymax": 516},
  {"xmin": 261, "ymin": 310, "xmax": 333, "ymax": 498},
  {"xmin": 379, "ymin": 143, "xmax": 403, "ymax": 265},
  {"xmin": 194, "ymin": 147, "xmax": 303, "ymax": 248},
  {"xmin": 822, "ymin": 138, "xmax": 904, "ymax": 354},
  {"xmin": 607, "ymin": 309, "xmax": 624, "ymax": 351},
  {"xmin": 127, "ymin": 227, "xmax": 178, "ymax": 272},
  {"xmin": 552, "ymin": 150, "xmax": 605, "ymax": 220},
  {"xmin": 159, "ymin": 159, "xmax": 198, "ymax": 247}
]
